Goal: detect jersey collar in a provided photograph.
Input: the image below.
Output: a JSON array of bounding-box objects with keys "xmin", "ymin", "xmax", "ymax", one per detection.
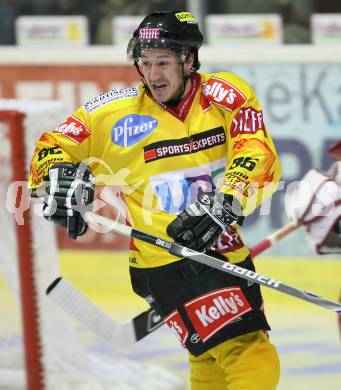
[{"xmin": 147, "ymin": 73, "xmax": 201, "ymax": 122}]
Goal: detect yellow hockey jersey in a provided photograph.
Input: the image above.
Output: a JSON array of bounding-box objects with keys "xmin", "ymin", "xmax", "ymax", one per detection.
[{"xmin": 29, "ymin": 71, "xmax": 281, "ymax": 268}]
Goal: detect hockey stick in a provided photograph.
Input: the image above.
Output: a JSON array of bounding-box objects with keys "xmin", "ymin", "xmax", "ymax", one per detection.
[
  {"xmin": 47, "ymin": 224, "xmax": 299, "ymax": 348},
  {"xmin": 84, "ymin": 212, "xmax": 341, "ymax": 313},
  {"xmin": 249, "ymin": 222, "xmax": 300, "ymax": 257},
  {"xmin": 46, "ymin": 277, "xmax": 162, "ymax": 348},
  {"xmin": 49, "ymin": 214, "xmax": 341, "ymax": 347},
  {"xmin": 47, "ymin": 219, "xmax": 301, "ymax": 347}
]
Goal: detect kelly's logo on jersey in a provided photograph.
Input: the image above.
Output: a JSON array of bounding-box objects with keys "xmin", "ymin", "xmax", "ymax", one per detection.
[
  {"xmin": 143, "ymin": 127, "xmax": 226, "ymax": 163},
  {"xmin": 201, "ymin": 77, "xmax": 246, "ymax": 112},
  {"xmin": 112, "ymin": 114, "xmax": 158, "ymax": 147},
  {"xmin": 54, "ymin": 116, "xmax": 91, "ymax": 144}
]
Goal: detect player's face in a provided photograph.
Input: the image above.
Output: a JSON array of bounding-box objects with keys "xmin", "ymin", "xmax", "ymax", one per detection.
[{"xmin": 138, "ymin": 49, "xmax": 193, "ymax": 103}]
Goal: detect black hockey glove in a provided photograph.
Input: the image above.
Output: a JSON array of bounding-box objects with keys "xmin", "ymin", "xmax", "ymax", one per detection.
[
  {"xmin": 166, "ymin": 192, "xmax": 244, "ymax": 252},
  {"xmin": 43, "ymin": 162, "xmax": 95, "ymax": 240}
]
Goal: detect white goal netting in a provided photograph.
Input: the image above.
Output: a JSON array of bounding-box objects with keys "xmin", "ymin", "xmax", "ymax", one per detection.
[{"xmin": 0, "ymin": 100, "xmax": 181, "ymax": 390}]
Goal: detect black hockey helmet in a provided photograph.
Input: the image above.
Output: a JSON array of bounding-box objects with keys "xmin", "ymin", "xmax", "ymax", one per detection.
[{"xmin": 127, "ymin": 10, "xmax": 204, "ymax": 71}]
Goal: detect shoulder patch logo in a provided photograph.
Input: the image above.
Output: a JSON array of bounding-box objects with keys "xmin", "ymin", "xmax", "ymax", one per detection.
[
  {"xmin": 230, "ymin": 107, "xmax": 266, "ymax": 138},
  {"xmin": 202, "ymin": 77, "xmax": 246, "ymax": 112},
  {"xmin": 84, "ymin": 87, "xmax": 139, "ymax": 113},
  {"xmin": 53, "ymin": 116, "xmax": 90, "ymax": 144},
  {"xmin": 111, "ymin": 114, "xmax": 158, "ymax": 147}
]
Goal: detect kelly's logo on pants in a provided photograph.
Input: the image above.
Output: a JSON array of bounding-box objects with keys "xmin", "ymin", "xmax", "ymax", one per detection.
[{"xmin": 185, "ymin": 287, "xmax": 252, "ymax": 342}]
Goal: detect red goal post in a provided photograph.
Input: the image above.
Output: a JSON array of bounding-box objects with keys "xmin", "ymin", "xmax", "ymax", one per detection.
[
  {"xmin": 0, "ymin": 103, "xmax": 67, "ymax": 389},
  {"xmin": 0, "ymin": 110, "xmax": 42, "ymax": 389}
]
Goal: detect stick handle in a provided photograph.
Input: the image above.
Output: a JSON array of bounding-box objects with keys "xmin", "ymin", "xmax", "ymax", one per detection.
[{"xmin": 85, "ymin": 212, "xmax": 341, "ymax": 313}]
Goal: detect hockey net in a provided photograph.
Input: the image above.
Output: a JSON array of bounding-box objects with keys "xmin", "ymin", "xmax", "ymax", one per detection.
[{"xmin": 0, "ymin": 100, "xmax": 180, "ymax": 390}]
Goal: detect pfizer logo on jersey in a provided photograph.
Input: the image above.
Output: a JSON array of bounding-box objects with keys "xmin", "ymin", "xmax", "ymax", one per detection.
[{"xmin": 111, "ymin": 114, "xmax": 158, "ymax": 147}]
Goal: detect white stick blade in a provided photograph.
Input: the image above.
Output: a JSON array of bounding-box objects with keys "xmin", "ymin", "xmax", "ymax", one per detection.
[{"xmin": 46, "ymin": 277, "xmax": 136, "ymax": 349}]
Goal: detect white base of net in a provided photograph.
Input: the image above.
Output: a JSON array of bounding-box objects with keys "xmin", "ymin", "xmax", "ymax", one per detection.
[{"xmin": 0, "ymin": 348, "xmax": 182, "ymax": 390}]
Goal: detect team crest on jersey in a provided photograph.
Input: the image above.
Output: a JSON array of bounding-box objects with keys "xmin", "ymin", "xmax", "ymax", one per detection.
[
  {"xmin": 84, "ymin": 87, "xmax": 139, "ymax": 113},
  {"xmin": 201, "ymin": 77, "xmax": 246, "ymax": 112},
  {"xmin": 111, "ymin": 114, "xmax": 158, "ymax": 147}
]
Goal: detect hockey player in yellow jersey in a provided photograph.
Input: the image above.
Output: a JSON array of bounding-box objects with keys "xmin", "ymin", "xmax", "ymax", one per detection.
[{"xmin": 29, "ymin": 10, "xmax": 281, "ymax": 390}]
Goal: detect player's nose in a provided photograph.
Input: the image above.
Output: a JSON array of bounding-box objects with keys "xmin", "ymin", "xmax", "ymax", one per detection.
[{"xmin": 149, "ymin": 64, "xmax": 163, "ymax": 81}]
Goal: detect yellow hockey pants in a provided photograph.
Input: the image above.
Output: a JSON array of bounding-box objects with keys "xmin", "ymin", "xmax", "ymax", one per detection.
[{"xmin": 189, "ymin": 330, "xmax": 280, "ymax": 390}]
